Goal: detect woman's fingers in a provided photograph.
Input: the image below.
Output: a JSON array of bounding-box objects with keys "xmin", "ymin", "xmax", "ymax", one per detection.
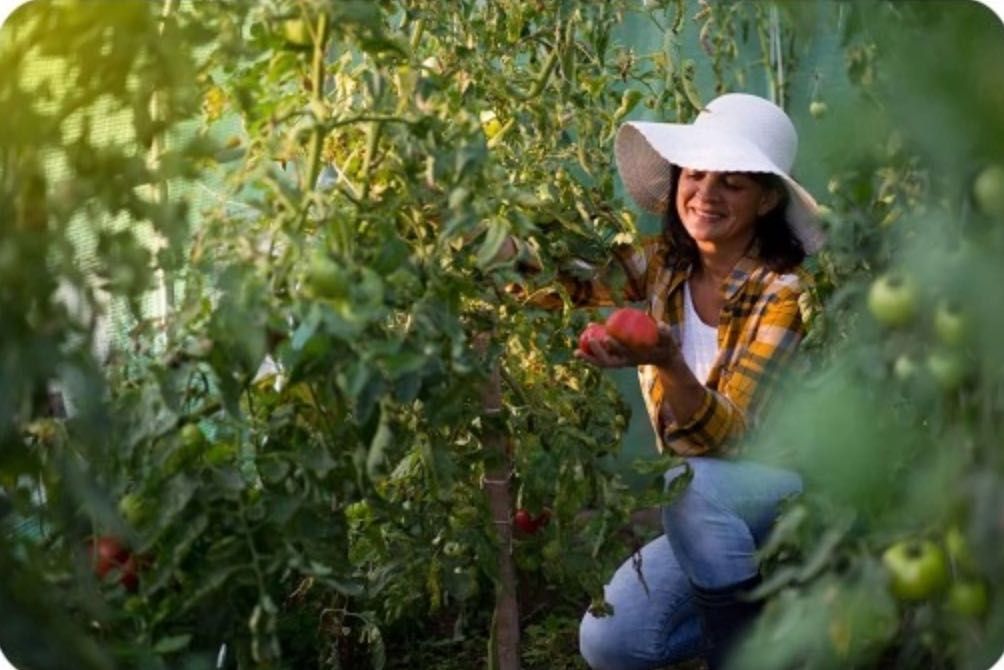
[{"xmin": 586, "ymin": 337, "xmax": 629, "ymax": 368}]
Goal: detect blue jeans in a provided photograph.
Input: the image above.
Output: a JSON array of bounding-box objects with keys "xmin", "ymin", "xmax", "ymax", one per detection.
[{"xmin": 579, "ymin": 457, "xmax": 803, "ymax": 670}]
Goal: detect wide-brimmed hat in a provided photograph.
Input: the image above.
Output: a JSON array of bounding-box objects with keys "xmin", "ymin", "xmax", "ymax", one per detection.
[{"xmin": 614, "ymin": 93, "xmax": 825, "ymax": 253}]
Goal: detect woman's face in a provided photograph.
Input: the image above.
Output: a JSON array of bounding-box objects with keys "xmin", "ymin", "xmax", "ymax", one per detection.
[{"xmin": 675, "ymin": 168, "xmax": 780, "ymax": 251}]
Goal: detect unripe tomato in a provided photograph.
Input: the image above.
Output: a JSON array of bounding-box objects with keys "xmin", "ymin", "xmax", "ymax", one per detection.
[
  {"xmin": 882, "ymin": 540, "xmax": 949, "ymax": 601},
  {"xmin": 973, "ymin": 163, "xmax": 1004, "ymax": 219},
  {"xmin": 118, "ymin": 493, "xmax": 148, "ymax": 527},
  {"xmin": 605, "ymin": 308, "xmax": 659, "ymax": 349},
  {"xmin": 305, "ymin": 254, "xmax": 349, "ymax": 300},
  {"xmin": 513, "ymin": 508, "xmax": 537, "ymax": 534},
  {"xmin": 180, "ymin": 423, "xmax": 204, "ymax": 449},
  {"xmin": 893, "ymin": 353, "xmax": 919, "ymax": 382},
  {"xmin": 578, "ymin": 323, "xmax": 608, "ymax": 355},
  {"xmin": 947, "ymin": 579, "xmax": 989, "ymax": 618},
  {"xmin": 281, "ymin": 19, "xmax": 313, "ymax": 49},
  {"xmin": 867, "ymin": 272, "xmax": 918, "ymax": 328},
  {"xmin": 809, "ymin": 100, "xmax": 828, "ymax": 119},
  {"xmin": 944, "ymin": 526, "xmax": 976, "ymax": 573},
  {"xmin": 926, "ymin": 349, "xmax": 968, "ymax": 392},
  {"xmin": 542, "ymin": 540, "xmax": 562, "ymax": 561},
  {"xmin": 933, "ymin": 300, "xmax": 967, "ymax": 347}
]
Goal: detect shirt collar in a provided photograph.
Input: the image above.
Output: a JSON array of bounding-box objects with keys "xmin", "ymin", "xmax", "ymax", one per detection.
[
  {"xmin": 665, "ymin": 242, "xmax": 762, "ymax": 301},
  {"xmin": 722, "ymin": 253, "xmax": 761, "ymax": 301}
]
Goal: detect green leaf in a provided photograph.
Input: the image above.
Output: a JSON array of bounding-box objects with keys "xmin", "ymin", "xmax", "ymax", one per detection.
[
  {"xmin": 367, "ymin": 408, "xmax": 393, "ymax": 481},
  {"xmin": 476, "ymin": 218, "xmax": 509, "ymax": 269},
  {"xmin": 153, "ymin": 634, "xmax": 192, "ymax": 654}
]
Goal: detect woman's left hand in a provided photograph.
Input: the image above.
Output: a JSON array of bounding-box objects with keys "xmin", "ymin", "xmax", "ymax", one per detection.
[{"xmin": 574, "ymin": 323, "xmax": 680, "ymax": 369}]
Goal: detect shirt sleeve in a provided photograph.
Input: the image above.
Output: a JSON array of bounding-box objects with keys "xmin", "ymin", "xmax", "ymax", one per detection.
[
  {"xmin": 510, "ymin": 236, "xmax": 661, "ymax": 309},
  {"xmin": 661, "ymin": 286, "xmax": 805, "ymax": 456}
]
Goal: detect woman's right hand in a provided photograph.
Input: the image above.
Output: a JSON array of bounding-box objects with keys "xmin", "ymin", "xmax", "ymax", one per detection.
[{"xmin": 575, "ymin": 322, "xmax": 681, "ymax": 370}]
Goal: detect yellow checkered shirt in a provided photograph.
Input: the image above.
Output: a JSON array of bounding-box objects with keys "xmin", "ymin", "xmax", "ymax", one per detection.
[{"xmin": 524, "ymin": 235, "xmax": 814, "ymax": 456}]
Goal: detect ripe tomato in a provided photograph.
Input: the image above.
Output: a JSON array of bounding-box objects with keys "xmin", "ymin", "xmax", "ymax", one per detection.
[
  {"xmin": 513, "ymin": 509, "xmax": 538, "ymax": 534},
  {"xmin": 86, "ymin": 536, "xmax": 139, "ymax": 592},
  {"xmin": 578, "ymin": 323, "xmax": 608, "ymax": 355},
  {"xmin": 605, "ymin": 308, "xmax": 659, "ymax": 349}
]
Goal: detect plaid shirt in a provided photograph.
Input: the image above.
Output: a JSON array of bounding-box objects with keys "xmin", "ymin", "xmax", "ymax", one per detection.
[{"xmin": 521, "ymin": 235, "xmax": 813, "ymax": 456}]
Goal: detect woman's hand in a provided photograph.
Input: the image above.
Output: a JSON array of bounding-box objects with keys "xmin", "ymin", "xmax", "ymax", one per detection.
[{"xmin": 574, "ymin": 322, "xmax": 681, "ymax": 369}]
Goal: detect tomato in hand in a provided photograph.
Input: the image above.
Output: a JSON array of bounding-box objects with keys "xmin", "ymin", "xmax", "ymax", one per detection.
[
  {"xmin": 605, "ymin": 308, "xmax": 659, "ymax": 349},
  {"xmin": 578, "ymin": 323, "xmax": 608, "ymax": 355}
]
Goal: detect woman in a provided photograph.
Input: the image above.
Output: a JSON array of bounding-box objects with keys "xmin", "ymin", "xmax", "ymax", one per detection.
[{"xmin": 567, "ymin": 93, "xmax": 824, "ymax": 670}]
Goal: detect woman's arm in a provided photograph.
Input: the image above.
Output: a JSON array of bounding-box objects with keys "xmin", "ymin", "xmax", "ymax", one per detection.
[
  {"xmin": 659, "ymin": 289, "xmax": 805, "ymax": 454},
  {"xmin": 579, "ymin": 286, "xmax": 806, "ymax": 456},
  {"xmin": 503, "ymin": 236, "xmax": 659, "ymax": 309}
]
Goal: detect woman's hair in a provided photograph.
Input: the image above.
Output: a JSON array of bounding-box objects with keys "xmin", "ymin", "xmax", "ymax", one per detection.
[{"xmin": 661, "ymin": 165, "xmax": 806, "ymax": 274}]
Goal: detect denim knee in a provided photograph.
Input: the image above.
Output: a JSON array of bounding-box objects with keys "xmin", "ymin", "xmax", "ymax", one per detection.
[
  {"xmin": 579, "ymin": 613, "xmax": 620, "ymax": 670},
  {"xmin": 579, "ymin": 612, "xmax": 656, "ymax": 670}
]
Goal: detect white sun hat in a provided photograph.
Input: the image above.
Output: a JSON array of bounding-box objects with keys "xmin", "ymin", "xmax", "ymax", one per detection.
[{"xmin": 614, "ymin": 92, "xmax": 825, "ymax": 253}]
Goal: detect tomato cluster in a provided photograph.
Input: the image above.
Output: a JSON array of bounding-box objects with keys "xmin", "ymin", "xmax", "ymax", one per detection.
[
  {"xmin": 867, "ymin": 271, "xmax": 972, "ymax": 393},
  {"xmin": 86, "ymin": 536, "xmax": 140, "ymax": 593},
  {"xmin": 882, "ymin": 528, "xmax": 990, "ymax": 618}
]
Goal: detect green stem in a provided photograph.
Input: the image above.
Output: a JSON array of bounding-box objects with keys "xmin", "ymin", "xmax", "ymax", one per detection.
[{"xmin": 304, "ymin": 11, "xmax": 330, "ymax": 194}]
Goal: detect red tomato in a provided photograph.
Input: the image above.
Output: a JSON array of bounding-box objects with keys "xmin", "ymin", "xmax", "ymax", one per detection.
[
  {"xmin": 578, "ymin": 323, "xmax": 608, "ymax": 355},
  {"xmin": 119, "ymin": 554, "xmax": 140, "ymax": 593},
  {"xmin": 86, "ymin": 536, "xmax": 139, "ymax": 592},
  {"xmin": 513, "ymin": 509, "xmax": 538, "ymax": 534},
  {"xmin": 605, "ymin": 308, "xmax": 659, "ymax": 349}
]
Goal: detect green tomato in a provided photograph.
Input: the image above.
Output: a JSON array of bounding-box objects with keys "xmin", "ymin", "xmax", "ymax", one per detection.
[
  {"xmin": 947, "ymin": 579, "xmax": 989, "ymax": 618},
  {"xmin": 882, "ymin": 540, "xmax": 949, "ymax": 601},
  {"xmin": 180, "ymin": 423, "xmax": 205, "ymax": 449},
  {"xmin": 305, "ymin": 255, "xmax": 349, "ymax": 300},
  {"xmin": 281, "ymin": 19, "xmax": 313, "ymax": 49},
  {"xmin": 944, "ymin": 526, "xmax": 977, "ymax": 573},
  {"xmin": 542, "ymin": 540, "xmax": 562, "ymax": 562},
  {"xmin": 972, "ymin": 163, "xmax": 1004, "ymax": 219},
  {"xmin": 118, "ymin": 493, "xmax": 148, "ymax": 526},
  {"xmin": 809, "ymin": 100, "xmax": 828, "ymax": 119},
  {"xmin": 933, "ymin": 300, "xmax": 967, "ymax": 347},
  {"xmin": 868, "ymin": 272, "xmax": 918, "ymax": 328},
  {"xmin": 893, "ymin": 353, "xmax": 920, "ymax": 382},
  {"xmin": 926, "ymin": 349, "xmax": 968, "ymax": 392}
]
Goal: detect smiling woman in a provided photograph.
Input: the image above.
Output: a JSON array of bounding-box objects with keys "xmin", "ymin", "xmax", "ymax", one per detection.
[{"xmin": 553, "ymin": 93, "xmax": 825, "ymax": 670}]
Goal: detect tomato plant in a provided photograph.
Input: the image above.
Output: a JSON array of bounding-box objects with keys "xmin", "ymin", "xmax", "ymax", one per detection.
[{"xmin": 1, "ymin": 1, "xmax": 1003, "ymax": 669}]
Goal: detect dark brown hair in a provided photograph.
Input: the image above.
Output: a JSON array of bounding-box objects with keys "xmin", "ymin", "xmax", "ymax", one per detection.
[{"xmin": 662, "ymin": 165, "xmax": 806, "ymax": 274}]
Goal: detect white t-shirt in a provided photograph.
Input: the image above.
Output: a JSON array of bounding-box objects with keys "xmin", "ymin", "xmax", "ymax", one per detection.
[{"xmin": 681, "ymin": 282, "xmax": 719, "ymax": 384}]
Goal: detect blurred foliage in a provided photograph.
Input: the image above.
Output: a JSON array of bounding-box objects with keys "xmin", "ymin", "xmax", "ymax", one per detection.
[{"xmin": 1, "ymin": 0, "xmax": 1003, "ymax": 669}]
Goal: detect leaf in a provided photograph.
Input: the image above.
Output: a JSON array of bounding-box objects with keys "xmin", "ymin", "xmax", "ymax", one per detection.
[
  {"xmin": 367, "ymin": 408, "xmax": 392, "ymax": 481},
  {"xmin": 153, "ymin": 634, "xmax": 192, "ymax": 654},
  {"xmin": 476, "ymin": 218, "xmax": 509, "ymax": 269},
  {"xmin": 291, "ymin": 308, "xmax": 321, "ymax": 351}
]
